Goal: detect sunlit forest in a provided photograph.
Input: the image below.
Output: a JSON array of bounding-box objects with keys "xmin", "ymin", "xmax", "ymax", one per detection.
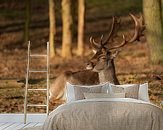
[{"xmin": 0, "ymin": 0, "xmax": 162, "ymax": 114}]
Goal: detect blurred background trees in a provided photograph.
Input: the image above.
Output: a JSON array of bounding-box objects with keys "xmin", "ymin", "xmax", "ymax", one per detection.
[
  {"xmin": 77, "ymin": 0, "xmax": 85, "ymax": 56},
  {"xmin": 1, "ymin": 0, "xmax": 163, "ymax": 64},
  {"xmin": 143, "ymin": 0, "xmax": 163, "ymax": 64},
  {"xmin": 0, "ymin": 0, "xmax": 163, "ymax": 113},
  {"xmin": 49, "ymin": 0, "xmax": 56, "ymax": 57},
  {"xmin": 61, "ymin": 0, "xmax": 73, "ymax": 58},
  {"xmin": 48, "ymin": 0, "xmax": 163, "ymax": 64},
  {"xmin": 24, "ymin": 0, "xmax": 31, "ymax": 46}
]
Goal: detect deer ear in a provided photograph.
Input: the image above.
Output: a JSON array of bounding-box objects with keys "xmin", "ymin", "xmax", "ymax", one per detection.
[
  {"xmin": 110, "ymin": 50, "xmax": 121, "ymax": 59},
  {"xmin": 92, "ymin": 49, "xmax": 97, "ymax": 54}
]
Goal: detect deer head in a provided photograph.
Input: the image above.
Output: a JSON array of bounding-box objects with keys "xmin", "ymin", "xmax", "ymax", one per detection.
[{"xmin": 86, "ymin": 14, "xmax": 145, "ymax": 84}]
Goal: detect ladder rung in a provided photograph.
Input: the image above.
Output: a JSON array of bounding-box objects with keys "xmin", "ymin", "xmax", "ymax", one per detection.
[
  {"xmin": 27, "ymin": 104, "xmax": 47, "ymax": 107},
  {"xmin": 30, "ymin": 54, "xmax": 47, "ymax": 57},
  {"xmin": 28, "ymin": 88, "xmax": 47, "ymax": 91},
  {"xmin": 29, "ymin": 70, "xmax": 47, "ymax": 73}
]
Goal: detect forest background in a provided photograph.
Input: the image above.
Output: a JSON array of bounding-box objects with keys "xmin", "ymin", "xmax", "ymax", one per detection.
[{"xmin": 0, "ymin": 0, "xmax": 162, "ymax": 113}]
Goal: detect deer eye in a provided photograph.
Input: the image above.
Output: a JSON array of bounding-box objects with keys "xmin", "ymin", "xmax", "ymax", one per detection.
[{"xmin": 99, "ymin": 57, "xmax": 106, "ymax": 61}]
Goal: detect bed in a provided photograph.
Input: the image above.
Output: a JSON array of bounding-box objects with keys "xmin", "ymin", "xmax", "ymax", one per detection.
[{"xmin": 42, "ymin": 82, "xmax": 163, "ymax": 130}]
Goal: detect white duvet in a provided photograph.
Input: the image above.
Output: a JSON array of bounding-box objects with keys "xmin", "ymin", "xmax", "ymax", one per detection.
[{"xmin": 42, "ymin": 98, "xmax": 163, "ymax": 130}]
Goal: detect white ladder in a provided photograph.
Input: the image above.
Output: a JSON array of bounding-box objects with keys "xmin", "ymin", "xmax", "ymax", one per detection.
[{"xmin": 24, "ymin": 41, "xmax": 50, "ymax": 124}]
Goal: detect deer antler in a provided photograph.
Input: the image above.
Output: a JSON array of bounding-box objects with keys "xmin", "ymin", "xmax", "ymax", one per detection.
[
  {"xmin": 89, "ymin": 14, "xmax": 144, "ymax": 51},
  {"xmin": 102, "ymin": 16, "xmax": 116, "ymax": 45},
  {"xmin": 90, "ymin": 16, "xmax": 120, "ymax": 49},
  {"xmin": 108, "ymin": 14, "xmax": 144, "ymax": 51},
  {"xmin": 100, "ymin": 34, "xmax": 104, "ymax": 44},
  {"xmin": 89, "ymin": 36, "xmax": 101, "ymax": 49},
  {"xmin": 90, "ymin": 34, "xmax": 104, "ymax": 49},
  {"xmin": 108, "ymin": 35, "xmax": 127, "ymax": 50},
  {"xmin": 102, "ymin": 16, "xmax": 121, "ymax": 45},
  {"xmin": 128, "ymin": 13, "xmax": 142, "ymax": 42}
]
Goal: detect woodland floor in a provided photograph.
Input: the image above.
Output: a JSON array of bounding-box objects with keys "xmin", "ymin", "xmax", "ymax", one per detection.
[
  {"xmin": 0, "ymin": 0, "xmax": 162, "ymax": 113},
  {"xmin": 0, "ymin": 34, "xmax": 163, "ymax": 113}
]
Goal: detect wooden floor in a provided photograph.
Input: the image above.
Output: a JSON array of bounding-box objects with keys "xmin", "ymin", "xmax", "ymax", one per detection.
[
  {"xmin": 0, "ymin": 114, "xmax": 47, "ymax": 130},
  {"xmin": 0, "ymin": 122, "xmax": 43, "ymax": 130}
]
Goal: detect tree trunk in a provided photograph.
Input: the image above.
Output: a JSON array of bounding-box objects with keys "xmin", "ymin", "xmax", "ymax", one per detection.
[
  {"xmin": 77, "ymin": 0, "xmax": 85, "ymax": 56},
  {"xmin": 61, "ymin": 0, "xmax": 73, "ymax": 58},
  {"xmin": 143, "ymin": 0, "xmax": 163, "ymax": 64},
  {"xmin": 24, "ymin": 0, "xmax": 31, "ymax": 46},
  {"xmin": 49, "ymin": 0, "xmax": 56, "ymax": 58},
  {"xmin": 71, "ymin": 0, "xmax": 78, "ymax": 39}
]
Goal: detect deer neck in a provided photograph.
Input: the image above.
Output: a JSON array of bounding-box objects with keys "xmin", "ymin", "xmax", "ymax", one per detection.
[{"xmin": 98, "ymin": 60, "xmax": 120, "ymax": 85}]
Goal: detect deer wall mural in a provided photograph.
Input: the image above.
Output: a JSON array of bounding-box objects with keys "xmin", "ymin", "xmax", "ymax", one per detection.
[{"xmin": 49, "ymin": 14, "xmax": 145, "ymax": 102}]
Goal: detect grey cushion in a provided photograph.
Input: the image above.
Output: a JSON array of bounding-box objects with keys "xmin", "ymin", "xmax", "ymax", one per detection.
[
  {"xmin": 65, "ymin": 82, "xmax": 110, "ymax": 102},
  {"xmin": 110, "ymin": 84, "xmax": 140, "ymax": 99}
]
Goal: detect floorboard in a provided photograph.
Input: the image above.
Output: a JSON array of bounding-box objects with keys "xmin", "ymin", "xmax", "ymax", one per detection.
[
  {"xmin": 0, "ymin": 114, "xmax": 47, "ymax": 123},
  {"xmin": 0, "ymin": 114, "xmax": 45, "ymax": 130},
  {"xmin": 0, "ymin": 123, "xmax": 14, "ymax": 130},
  {"xmin": 3, "ymin": 123, "xmax": 21, "ymax": 130},
  {"xmin": 13, "ymin": 123, "xmax": 30, "ymax": 130}
]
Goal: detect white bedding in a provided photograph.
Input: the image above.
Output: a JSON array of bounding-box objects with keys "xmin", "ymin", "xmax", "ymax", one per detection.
[{"xmin": 42, "ymin": 98, "xmax": 163, "ymax": 130}]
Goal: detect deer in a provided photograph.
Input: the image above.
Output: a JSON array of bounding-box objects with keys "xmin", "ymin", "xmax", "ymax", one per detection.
[{"xmin": 49, "ymin": 14, "xmax": 144, "ymax": 103}]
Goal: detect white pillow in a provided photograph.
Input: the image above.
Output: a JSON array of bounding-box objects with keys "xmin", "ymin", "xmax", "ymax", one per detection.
[
  {"xmin": 65, "ymin": 82, "xmax": 110, "ymax": 102},
  {"xmin": 84, "ymin": 92, "xmax": 125, "ymax": 99},
  {"xmin": 138, "ymin": 83, "xmax": 150, "ymax": 102},
  {"xmin": 101, "ymin": 82, "xmax": 112, "ymax": 94},
  {"xmin": 108, "ymin": 83, "xmax": 150, "ymax": 102},
  {"xmin": 110, "ymin": 84, "xmax": 140, "ymax": 99},
  {"xmin": 65, "ymin": 82, "xmax": 75, "ymax": 102}
]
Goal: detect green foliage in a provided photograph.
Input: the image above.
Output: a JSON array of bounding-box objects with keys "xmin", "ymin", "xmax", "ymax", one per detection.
[
  {"xmin": 86, "ymin": 0, "xmax": 142, "ymax": 17},
  {"xmin": 0, "ymin": 0, "xmax": 142, "ymax": 20},
  {"xmin": 0, "ymin": 9, "xmax": 23, "ymax": 19}
]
